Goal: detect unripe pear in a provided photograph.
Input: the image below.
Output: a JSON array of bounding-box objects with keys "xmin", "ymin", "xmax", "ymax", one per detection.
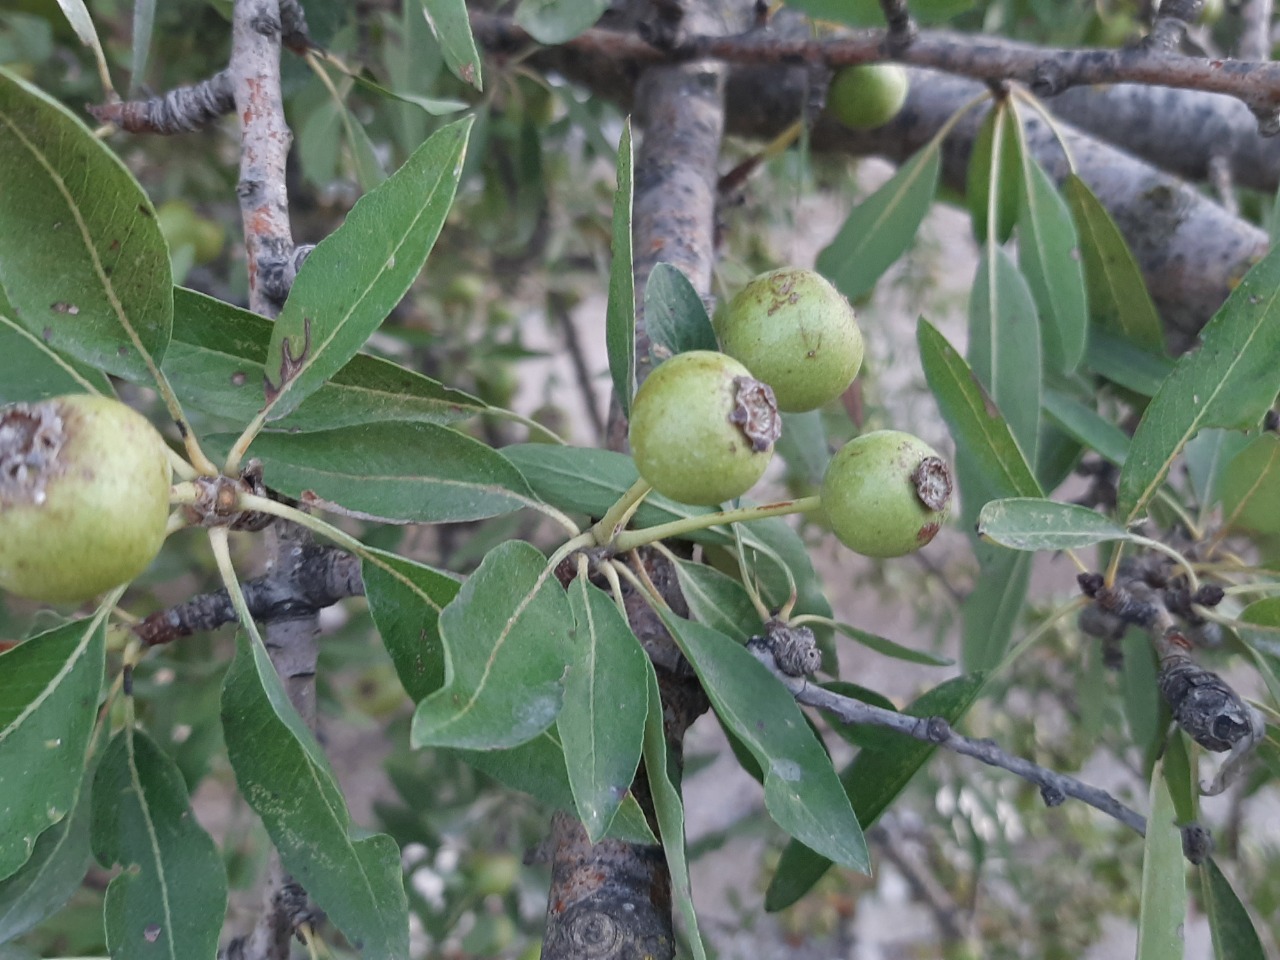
[
  {"xmin": 827, "ymin": 64, "xmax": 909, "ymax": 130},
  {"xmin": 629, "ymin": 351, "xmax": 780, "ymax": 506},
  {"xmin": 0, "ymin": 394, "xmax": 173, "ymax": 603},
  {"xmin": 821, "ymin": 430, "xmax": 951, "ymax": 558},
  {"xmin": 719, "ymin": 267, "xmax": 863, "ymax": 413}
]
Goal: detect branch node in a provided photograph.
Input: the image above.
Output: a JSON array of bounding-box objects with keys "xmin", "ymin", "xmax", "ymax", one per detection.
[
  {"xmin": 1180, "ymin": 822, "xmax": 1213, "ymax": 864},
  {"xmin": 1040, "ymin": 783, "xmax": 1066, "ymax": 807},
  {"xmin": 925, "ymin": 716, "xmax": 951, "ymax": 742}
]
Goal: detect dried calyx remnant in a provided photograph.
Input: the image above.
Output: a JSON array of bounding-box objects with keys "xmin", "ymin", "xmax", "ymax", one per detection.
[
  {"xmin": 0, "ymin": 403, "xmax": 67, "ymax": 505},
  {"xmin": 728, "ymin": 376, "xmax": 783, "ymax": 452},
  {"xmin": 749, "ymin": 619, "xmax": 821, "ymax": 677},
  {"xmin": 1077, "ymin": 566, "xmax": 1258, "ymax": 758}
]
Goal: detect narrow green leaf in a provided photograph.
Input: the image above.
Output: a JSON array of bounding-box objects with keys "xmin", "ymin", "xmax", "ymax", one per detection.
[
  {"xmin": 1201, "ymin": 859, "xmax": 1267, "ymax": 960},
  {"xmin": 1043, "ymin": 389, "xmax": 1129, "ymax": 466},
  {"xmin": 129, "ymin": 0, "xmax": 155, "ymax": 93},
  {"xmin": 515, "ymin": 0, "xmax": 610, "ymax": 43},
  {"xmin": 765, "ymin": 672, "xmax": 986, "ymax": 910},
  {"xmin": 0, "ymin": 312, "xmax": 112, "ymax": 402},
  {"xmin": 362, "ymin": 549, "xmax": 462, "ymax": 702},
  {"xmin": 662, "ymin": 614, "xmax": 869, "ymax": 872},
  {"xmin": 645, "ymin": 262, "xmax": 717, "ymax": 360},
  {"xmin": 225, "ymin": 422, "xmax": 538, "ymax": 524},
  {"xmin": 918, "ymin": 318, "xmax": 1042, "ymax": 500},
  {"xmin": 968, "ymin": 247, "xmax": 1041, "ymax": 464},
  {"xmin": 53, "ymin": 0, "xmax": 109, "ymax": 81},
  {"xmin": 1122, "ymin": 631, "xmax": 1163, "ymax": 758},
  {"xmin": 0, "ymin": 619, "xmax": 104, "ymax": 882},
  {"xmin": 640, "ymin": 661, "xmax": 707, "ymax": 959},
  {"xmin": 0, "ymin": 729, "xmax": 96, "ymax": 941},
  {"xmin": 831, "ymin": 622, "xmax": 952, "ymax": 667},
  {"xmin": 165, "ymin": 288, "xmax": 486, "ymax": 431},
  {"xmin": 222, "ymin": 634, "xmax": 410, "ymax": 958},
  {"xmin": 816, "ymin": 142, "xmax": 940, "ymax": 302},
  {"xmin": 672, "ymin": 560, "xmax": 762, "ymax": 642},
  {"xmin": 418, "ymin": 0, "xmax": 482, "ymax": 89},
  {"xmin": 1184, "ymin": 429, "xmax": 1250, "ymax": 511},
  {"xmin": 1065, "ymin": 174, "xmax": 1165, "ymax": 353},
  {"xmin": 967, "ymin": 102, "xmax": 1020, "ymax": 245},
  {"xmin": 560, "ymin": 579, "xmax": 649, "ymax": 842},
  {"xmin": 962, "ymin": 547, "xmax": 1031, "ymax": 671},
  {"xmin": 0, "ymin": 69, "xmax": 172, "ymax": 383},
  {"xmin": 261, "ymin": 117, "xmax": 472, "ymax": 421},
  {"xmin": 776, "ymin": 410, "xmax": 830, "ymax": 485},
  {"xmin": 91, "ymin": 727, "xmax": 226, "ymax": 960},
  {"xmin": 978, "ymin": 497, "xmax": 1130, "ymax": 551},
  {"xmin": 412, "ymin": 541, "xmax": 574, "ymax": 750},
  {"xmin": 1222, "ymin": 433, "xmax": 1280, "ymax": 535},
  {"xmin": 456, "ymin": 730, "xmax": 656, "ymax": 845},
  {"xmin": 605, "ymin": 119, "xmax": 635, "ymax": 417},
  {"xmin": 1117, "ymin": 241, "xmax": 1280, "ymax": 523},
  {"xmin": 1136, "ymin": 764, "xmax": 1186, "ymax": 960},
  {"xmin": 1017, "ymin": 155, "xmax": 1087, "ymax": 373},
  {"xmin": 1085, "ymin": 326, "xmax": 1174, "ymax": 397}
]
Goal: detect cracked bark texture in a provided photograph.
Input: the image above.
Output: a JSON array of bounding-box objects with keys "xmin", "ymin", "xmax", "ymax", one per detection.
[{"xmin": 478, "ymin": 10, "xmax": 1269, "ymax": 354}]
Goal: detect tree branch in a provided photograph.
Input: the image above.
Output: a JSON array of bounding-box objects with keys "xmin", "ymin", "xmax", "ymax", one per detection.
[
  {"xmin": 472, "ymin": 11, "xmax": 1280, "ymax": 127},
  {"xmin": 746, "ymin": 641, "xmax": 1150, "ymax": 837}
]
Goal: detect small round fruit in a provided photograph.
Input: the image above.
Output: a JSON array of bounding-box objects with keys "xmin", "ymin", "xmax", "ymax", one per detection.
[
  {"xmin": 719, "ymin": 267, "xmax": 864, "ymax": 413},
  {"xmin": 821, "ymin": 430, "xmax": 951, "ymax": 558},
  {"xmin": 629, "ymin": 351, "xmax": 780, "ymax": 506},
  {"xmin": 0, "ymin": 394, "xmax": 173, "ymax": 603},
  {"xmin": 827, "ymin": 64, "xmax": 909, "ymax": 130}
]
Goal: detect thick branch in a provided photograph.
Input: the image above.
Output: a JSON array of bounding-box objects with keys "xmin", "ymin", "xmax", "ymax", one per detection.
[
  {"xmin": 134, "ymin": 545, "xmax": 362, "ymax": 646},
  {"xmin": 747, "ymin": 644, "xmax": 1149, "ymax": 837},
  {"xmin": 472, "ymin": 12, "xmax": 1280, "ymax": 124},
  {"xmin": 494, "ymin": 19, "xmax": 1268, "ymax": 352}
]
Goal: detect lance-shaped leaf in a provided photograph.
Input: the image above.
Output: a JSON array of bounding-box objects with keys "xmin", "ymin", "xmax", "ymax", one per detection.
[
  {"xmin": 1117, "ymin": 241, "xmax": 1280, "ymax": 523},
  {"xmin": 1017, "ymin": 154, "xmax": 1087, "ymax": 374},
  {"xmin": 261, "ymin": 117, "xmax": 472, "ymax": 422},
  {"xmin": 978, "ymin": 497, "xmax": 1131, "ymax": 551},
  {"xmin": 816, "ymin": 140, "xmax": 940, "ymax": 302},
  {"xmin": 0, "ymin": 618, "xmax": 104, "ymax": 882},
  {"xmin": 559, "ymin": 579, "xmax": 649, "ymax": 842},
  {"xmin": 417, "ymin": 0, "xmax": 482, "ymax": 89},
  {"xmin": 457, "ymin": 730, "xmax": 656, "ymax": 845},
  {"xmin": 963, "ymin": 545, "xmax": 1031, "ymax": 671},
  {"xmin": 54, "ymin": 0, "xmax": 109, "ymax": 76},
  {"xmin": 661, "ymin": 614, "xmax": 869, "ymax": 872},
  {"xmin": 765, "ymin": 672, "xmax": 986, "ymax": 910},
  {"xmin": 1065, "ymin": 175, "xmax": 1165, "ymax": 353},
  {"xmin": 91, "ymin": 727, "xmax": 226, "ymax": 960},
  {"xmin": 362, "ymin": 548, "xmax": 462, "ymax": 702},
  {"xmin": 1085, "ymin": 326, "xmax": 1174, "ymax": 397},
  {"xmin": 165, "ymin": 288, "xmax": 485, "ymax": 431},
  {"xmin": 672, "ymin": 559, "xmax": 762, "ymax": 643},
  {"xmin": 640, "ymin": 660, "xmax": 707, "ymax": 959},
  {"xmin": 918, "ymin": 318, "xmax": 1041, "ymax": 500},
  {"xmin": 0, "ymin": 727, "xmax": 97, "ymax": 941},
  {"xmin": 222, "ymin": 634, "xmax": 409, "ymax": 958},
  {"xmin": 516, "ymin": 0, "xmax": 610, "ymax": 43},
  {"xmin": 645, "ymin": 262, "xmax": 718, "ymax": 360},
  {"xmin": 0, "ymin": 69, "xmax": 171, "ymax": 383},
  {"xmin": 1043, "ymin": 389, "xmax": 1129, "ymax": 467},
  {"xmin": 0, "ymin": 311, "xmax": 112, "ymax": 403},
  {"xmin": 830, "ymin": 622, "xmax": 952, "ymax": 667},
  {"xmin": 1221, "ymin": 433, "xmax": 1280, "ymax": 536},
  {"xmin": 1201, "ymin": 859, "xmax": 1267, "ymax": 960},
  {"xmin": 968, "ymin": 246, "xmax": 1041, "ymax": 464},
  {"xmin": 412, "ymin": 540, "xmax": 574, "ymax": 750},
  {"xmin": 227, "ymin": 422, "xmax": 538, "ymax": 524},
  {"xmin": 967, "ymin": 101, "xmax": 1021, "ymax": 245},
  {"xmin": 1137, "ymin": 764, "xmax": 1186, "ymax": 960},
  {"xmin": 605, "ymin": 119, "xmax": 635, "ymax": 417},
  {"xmin": 1184, "ymin": 429, "xmax": 1249, "ymax": 512}
]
